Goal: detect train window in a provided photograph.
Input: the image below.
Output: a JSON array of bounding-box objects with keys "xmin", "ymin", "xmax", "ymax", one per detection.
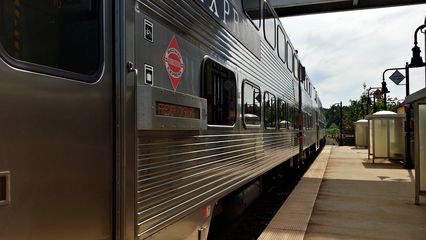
[
  {"xmin": 278, "ymin": 99, "xmax": 283, "ymax": 128},
  {"xmin": 304, "ymin": 113, "xmax": 308, "ymax": 128},
  {"xmin": 263, "ymin": 2, "xmax": 276, "ymax": 49},
  {"xmin": 278, "ymin": 99, "xmax": 288, "ymax": 129},
  {"xmin": 294, "ymin": 55, "xmax": 299, "ymax": 79},
  {"xmin": 308, "ymin": 81, "xmax": 311, "ymax": 94},
  {"xmin": 203, "ymin": 59, "xmax": 237, "ymax": 126},
  {"xmin": 286, "ymin": 42, "xmax": 293, "ymax": 73},
  {"xmin": 264, "ymin": 92, "xmax": 276, "ymax": 129},
  {"xmin": 0, "ymin": 1, "xmax": 102, "ymax": 81},
  {"xmin": 293, "ymin": 107, "xmax": 298, "ymax": 129},
  {"xmin": 242, "ymin": 0, "xmax": 261, "ymax": 29},
  {"xmin": 308, "ymin": 114, "xmax": 312, "ymax": 129},
  {"xmin": 307, "ymin": 114, "xmax": 310, "ymax": 129},
  {"xmin": 289, "ymin": 105, "xmax": 297, "ymax": 130},
  {"xmin": 277, "ymin": 27, "xmax": 286, "ymax": 63},
  {"xmin": 309, "ymin": 83, "xmax": 312, "ymax": 96},
  {"xmin": 243, "ymin": 81, "xmax": 261, "ymax": 126}
]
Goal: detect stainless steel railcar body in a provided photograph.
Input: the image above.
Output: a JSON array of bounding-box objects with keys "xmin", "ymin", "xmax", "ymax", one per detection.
[
  {"xmin": 0, "ymin": 1, "xmax": 114, "ymax": 239},
  {"xmin": 0, "ymin": 0, "xmax": 325, "ymax": 240}
]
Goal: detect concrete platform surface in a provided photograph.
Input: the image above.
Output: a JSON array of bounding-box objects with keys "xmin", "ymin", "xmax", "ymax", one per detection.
[{"xmin": 259, "ymin": 146, "xmax": 426, "ymax": 240}]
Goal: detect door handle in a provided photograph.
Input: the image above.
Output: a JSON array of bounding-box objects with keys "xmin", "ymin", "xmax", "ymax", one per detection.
[
  {"xmin": 127, "ymin": 61, "xmax": 138, "ymax": 84},
  {"xmin": 0, "ymin": 171, "xmax": 10, "ymax": 206}
]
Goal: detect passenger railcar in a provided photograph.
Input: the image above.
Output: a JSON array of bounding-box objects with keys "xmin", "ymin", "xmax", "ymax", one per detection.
[{"xmin": 0, "ymin": 0, "xmax": 325, "ymax": 240}]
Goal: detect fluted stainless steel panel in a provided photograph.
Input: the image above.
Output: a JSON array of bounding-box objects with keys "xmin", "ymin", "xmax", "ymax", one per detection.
[
  {"xmin": 134, "ymin": 1, "xmax": 325, "ymax": 239},
  {"xmin": 137, "ymin": 0, "xmax": 296, "ymax": 103},
  {"xmin": 136, "ymin": 130, "xmax": 298, "ymax": 238}
]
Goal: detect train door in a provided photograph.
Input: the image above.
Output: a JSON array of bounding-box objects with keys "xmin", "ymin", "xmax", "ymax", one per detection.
[{"xmin": 0, "ymin": 1, "xmax": 114, "ymax": 239}]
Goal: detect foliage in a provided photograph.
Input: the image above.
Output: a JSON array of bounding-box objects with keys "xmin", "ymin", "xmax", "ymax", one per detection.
[
  {"xmin": 325, "ymin": 84, "xmax": 402, "ymax": 137},
  {"xmin": 327, "ymin": 123, "xmax": 340, "ymax": 139}
]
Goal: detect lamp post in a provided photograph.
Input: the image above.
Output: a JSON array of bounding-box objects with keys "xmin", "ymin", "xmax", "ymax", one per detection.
[
  {"xmin": 361, "ymin": 94, "xmax": 368, "ymax": 118},
  {"xmin": 403, "ymin": 22, "xmax": 426, "ymax": 169},
  {"xmin": 367, "ymin": 87, "xmax": 381, "ymax": 113},
  {"xmin": 382, "ymin": 68, "xmax": 405, "ymax": 110},
  {"xmin": 404, "ymin": 62, "xmax": 414, "ymax": 169},
  {"xmin": 409, "ymin": 23, "xmax": 426, "ymax": 69},
  {"xmin": 381, "ymin": 65, "xmax": 412, "ymax": 168}
]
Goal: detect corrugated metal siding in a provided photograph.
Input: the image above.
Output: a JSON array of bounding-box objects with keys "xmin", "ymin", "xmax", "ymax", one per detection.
[
  {"xmin": 138, "ymin": 0, "xmax": 296, "ymax": 103},
  {"xmin": 135, "ymin": 0, "xmax": 321, "ymax": 239},
  {"xmin": 136, "ymin": 130, "xmax": 298, "ymax": 238}
]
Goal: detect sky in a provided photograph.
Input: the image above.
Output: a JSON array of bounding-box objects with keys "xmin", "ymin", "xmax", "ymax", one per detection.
[{"xmin": 281, "ymin": 4, "xmax": 426, "ymax": 108}]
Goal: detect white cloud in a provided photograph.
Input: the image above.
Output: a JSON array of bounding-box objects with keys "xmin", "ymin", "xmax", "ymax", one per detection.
[{"xmin": 282, "ymin": 4, "xmax": 426, "ymax": 108}]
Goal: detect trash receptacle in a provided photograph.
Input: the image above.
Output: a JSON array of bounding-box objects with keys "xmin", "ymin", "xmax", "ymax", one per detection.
[{"xmin": 354, "ymin": 119, "xmax": 368, "ymax": 148}]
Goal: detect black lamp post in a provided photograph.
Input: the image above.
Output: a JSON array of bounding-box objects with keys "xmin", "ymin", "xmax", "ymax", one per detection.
[
  {"xmin": 366, "ymin": 87, "xmax": 381, "ymax": 113},
  {"xmin": 361, "ymin": 94, "xmax": 368, "ymax": 118},
  {"xmin": 381, "ymin": 68, "xmax": 403, "ymax": 110},
  {"xmin": 403, "ymin": 22, "xmax": 426, "ymax": 169},
  {"xmin": 381, "ymin": 65, "xmax": 413, "ymax": 169},
  {"xmin": 403, "ymin": 62, "xmax": 414, "ymax": 169},
  {"xmin": 409, "ymin": 23, "xmax": 426, "ymax": 68}
]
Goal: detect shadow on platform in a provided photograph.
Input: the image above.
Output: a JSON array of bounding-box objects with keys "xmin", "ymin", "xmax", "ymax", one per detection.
[{"xmin": 361, "ymin": 161, "xmax": 404, "ymax": 170}]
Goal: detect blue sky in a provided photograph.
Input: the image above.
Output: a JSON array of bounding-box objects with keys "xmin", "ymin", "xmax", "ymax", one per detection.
[{"xmin": 281, "ymin": 4, "xmax": 426, "ymax": 108}]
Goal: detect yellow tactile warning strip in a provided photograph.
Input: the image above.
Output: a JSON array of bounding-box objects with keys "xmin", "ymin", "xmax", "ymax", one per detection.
[{"xmin": 258, "ymin": 146, "xmax": 331, "ymax": 240}]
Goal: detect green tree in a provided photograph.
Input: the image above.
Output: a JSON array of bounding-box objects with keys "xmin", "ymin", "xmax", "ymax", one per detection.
[
  {"xmin": 326, "ymin": 85, "xmax": 402, "ymax": 136},
  {"xmin": 327, "ymin": 123, "xmax": 340, "ymax": 139}
]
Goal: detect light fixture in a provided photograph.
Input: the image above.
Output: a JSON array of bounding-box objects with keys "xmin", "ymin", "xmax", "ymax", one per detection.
[{"xmin": 409, "ymin": 24, "xmax": 426, "ymax": 68}]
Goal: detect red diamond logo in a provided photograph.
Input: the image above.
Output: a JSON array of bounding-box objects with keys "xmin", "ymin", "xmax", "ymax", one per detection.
[{"xmin": 163, "ymin": 35, "xmax": 184, "ymax": 91}]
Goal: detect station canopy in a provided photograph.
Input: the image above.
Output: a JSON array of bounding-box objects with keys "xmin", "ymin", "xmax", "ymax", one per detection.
[{"xmin": 271, "ymin": 0, "xmax": 426, "ymax": 17}]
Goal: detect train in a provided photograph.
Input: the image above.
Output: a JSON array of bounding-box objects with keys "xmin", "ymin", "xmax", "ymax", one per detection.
[{"xmin": 0, "ymin": 0, "xmax": 326, "ymax": 240}]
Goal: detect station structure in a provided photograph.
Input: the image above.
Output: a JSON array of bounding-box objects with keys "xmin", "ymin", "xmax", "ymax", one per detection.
[{"xmin": 271, "ymin": 0, "xmax": 426, "ymax": 17}]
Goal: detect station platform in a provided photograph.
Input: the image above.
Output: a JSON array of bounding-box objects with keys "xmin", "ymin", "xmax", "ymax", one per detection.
[{"xmin": 258, "ymin": 146, "xmax": 426, "ymax": 240}]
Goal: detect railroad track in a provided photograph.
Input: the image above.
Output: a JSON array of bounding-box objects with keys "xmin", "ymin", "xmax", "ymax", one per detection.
[{"xmin": 208, "ymin": 156, "xmax": 315, "ymax": 240}]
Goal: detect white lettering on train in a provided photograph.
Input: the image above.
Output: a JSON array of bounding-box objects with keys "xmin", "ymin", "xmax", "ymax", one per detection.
[
  {"xmin": 223, "ymin": 0, "xmax": 230, "ymax": 24},
  {"xmin": 233, "ymin": 8, "xmax": 239, "ymax": 25},
  {"xmin": 209, "ymin": 0, "xmax": 219, "ymax": 18},
  {"xmin": 199, "ymin": 0, "xmax": 241, "ymax": 26}
]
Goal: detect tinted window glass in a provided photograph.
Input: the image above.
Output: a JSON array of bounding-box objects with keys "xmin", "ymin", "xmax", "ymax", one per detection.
[
  {"xmin": 286, "ymin": 42, "xmax": 293, "ymax": 73},
  {"xmin": 242, "ymin": 0, "xmax": 261, "ymax": 28},
  {"xmin": 264, "ymin": 92, "xmax": 276, "ymax": 128},
  {"xmin": 303, "ymin": 112, "xmax": 307, "ymax": 128},
  {"xmin": 0, "ymin": 0, "xmax": 101, "ymax": 77},
  {"xmin": 289, "ymin": 106, "xmax": 298, "ymax": 129},
  {"xmin": 304, "ymin": 78, "xmax": 308, "ymax": 91},
  {"xmin": 294, "ymin": 108, "xmax": 299, "ymax": 129},
  {"xmin": 278, "ymin": 27, "xmax": 286, "ymax": 63},
  {"xmin": 263, "ymin": 3, "xmax": 275, "ymax": 49},
  {"xmin": 294, "ymin": 56, "xmax": 299, "ymax": 79},
  {"xmin": 203, "ymin": 59, "xmax": 237, "ymax": 126},
  {"xmin": 278, "ymin": 99, "xmax": 288, "ymax": 129},
  {"xmin": 243, "ymin": 81, "xmax": 261, "ymax": 126}
]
